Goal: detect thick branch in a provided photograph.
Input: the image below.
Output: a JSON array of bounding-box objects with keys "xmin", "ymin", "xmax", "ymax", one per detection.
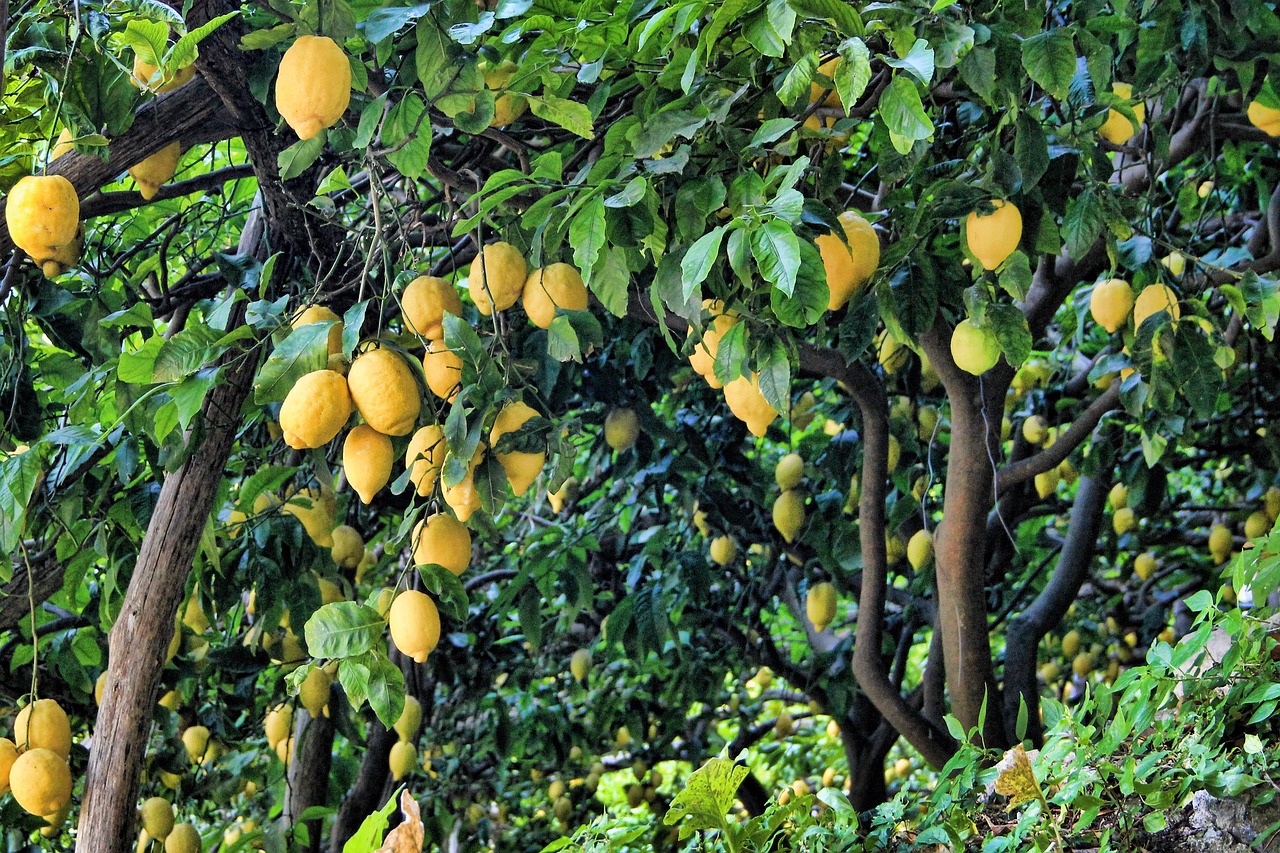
[
  {"xmin": 996, "ymin": 384, "xmax": 1122, "ymax": 492},
  {"xmin": 0, "ymin": 552, "xmax": 63, "ymax": 634},
  {"xmin": 80, "ymin": 164, "xmax": 257, "ymax": 220}
]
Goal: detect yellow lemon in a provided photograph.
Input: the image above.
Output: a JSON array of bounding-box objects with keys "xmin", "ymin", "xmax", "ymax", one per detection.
[
  {"xmin": 15, "ymin": 699, "xmax": 71, "ymax": 759},
  {"xmin": 128, "ymin": 142, "xmax": 182, "ymax": 201},
  {"xmin": 1090, "ymin": 278, "xmax": 1135, "ymax": 333},
  {"xmin": 483, "ymin": 60, "xmax": 528, "ymax": 127},
  {"xmin": 877, "ymin": 330, "xmax": 909, "ymax": 373},
  {"xmin": 775, "ymin": 453, "xmax": 804, "ymax": 491},
  {"xmin": 1134, "ymin": 552, "xmax": 1157, "ymax": 581},
  {"xmin": 1162, "ymin": 252, "xmax": 1187, "ymax": 277},
  {"xmin": 604, "ymin": 407, "xmax": 640, "ymax": 451},
  {"xmin": 688, "ymin": 300, "xmax": 738, "ymax": 389},
  {"xmin": 1109, "ymin": 483, "xmax": 1129, "ymax": 511},
  {"xmin": 140, "ymin": 797, "xmax": 175, "ymax": 839},
  {"xmin": 131, "ymin": 57, "xmax": 196, "ymax": 93},
  {"xmin": 723, "ymin": 374, "xmax": 777, "ymax": 437},
  {"xmin": 442, "ymin": 443, "xmax": 486, "ymax": 522},
  {"xmin": 773, "ymin": 490, "xmax": 806, "ymax": 543},
  {"xmin": 1132, "ymin": 284, "xmax": 1180, "ymax": 330},
  {"xmin": 9, "ymin": 748, "xmax": 72, "ymax": 817},
  {"xmin": 276, "ymin": 36, "xmax": 352, "ymax": 140},
  {"xmin": 965, "ymin": 199, "xmax": 1022, "ymax": 270},
  {"xmin": 406, "ymin": 424, "xmax": 446, "ymax": 496},
  {"xmin": 389, "ymin": 590, "xmax": 441, "ymax": 663},
  {"xmin": 1072, "ymin": 652, "xmax": 1095, "ymax": 678},
  {"xmin": 523, "ymin": 263, "xmax": 588, "ymax": 329},
  {"xmin": 1022, "ymin": 416, "xmax": 1048, "ymax": 445},
  {"xmin": 348, "ymin": 346, "xmax": 421, "ymax": 436},
  {"xmin": 950, "ymin": 319, "xmax": 1001, "ymax": 375},
  {"xmin": 709, "ymin": 535, "xmax": 737, "ymax": 566},
  {"xmin": 570, "ymin": 648, "xmax": 592, "ymax": 683},
  {"xmin": 182, "ymin": 596, "xmax": 211, "ymax": 633},
  {"xmin": 806, "ymin": 582, "xmax": 837, "ymax": 632},
  {"xmin": 1098, "ymin": 82, "xmax": 1145, "ymax": 144},
  {"xmin": 814, "ymin": 211, "xmax": 879, "ymax": 310},
  {"xmin": 548, "ymin": 476, "xmax": 578, "ymax": 513},
  {"xmin": 1248, "ymin": 100, "xmax": 1280, "ymax": 137},
  {"xmin": 264, "ymin": 704, "xmax": 293, "ymax": 748},
  {"xmin": 1113, "ymin": 507, "xmax": 1135, "ymax": 536},
  {"xmin": 330, "ymin": 525, "xmax": 364, "ymax": 569},
  {"xmin": 906, "ymin": 529, "xmax": 934, "ymax": 570},
  {"xmin": 298, "ymin": 666, "xmax": 332, "ymax": 718},
  {"xmin": 490, "ymin": 401, "xmax": 546, "ymax": 495},
  {"xmin": 1266, "ymin": 486, "xmax": 1280, "ymax": 523},
  {"xmin": 182, "ymin": 725, "xmax": 210, "ymax": 762},
  {"xmin": 0, "ymin": 737, "xmax": 18, "ymax": 795},
  {"xmin": 809, "ymin": 57, "xmax": 843, "ymax": 107},
  {"xmin": 1035, "ymin": 468, "xmax": 1060, "ymax": 499},
  {"xmin": 1244, "ymin": 511, "xmax": 1271, "ymax": 539},
  {"xmin": 395, "ymin": 696, "xmax": 423, "ymax": 741},
  {"xmin": 469, "ymin": 242, "xmax": 528, "ymax": 314},
  {"xmin": 1061, "ymin": 629, "xmax": 1081, "ymax": 658},
  {"xmin": 292, "ymin": 305, "xmax": 344, "ymax": 355},
  {"xmin": 283, "ymin": 485, "xmax": 337, "ymax": 547},
  {"xmin": 423, "ymin": 339, "xmax": 463, "ymax": 402},
  {"xmin": 343, "ymin": 424, "xmax": 393, "ymax": 504},
  {"xmin": 5, "ymin": 175, "xmax": 80, "ymax": 278},
  {"xmin": 413, "ymin": 512, "xmax": 472, "ymax": 576},
  {"xmin": 389, "ymin": 740, "xmax": 417, "ymax": 780},
  {"xmin": 166, "ymin": 822, "xmax": 201, "ymax": 853},
  {"xmin": 279, "ymin": 369, "xmax": 352, "ymax": 449},
  {"xmin": 1209, "ymin": 524, "xmax": 1233, "ymax": 564},
  {"xmin": 402, "ymin": 276, "xmax": 462, "ymax": 339}
]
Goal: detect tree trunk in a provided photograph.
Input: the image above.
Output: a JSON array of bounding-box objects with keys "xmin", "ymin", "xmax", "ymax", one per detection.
[
  {"xmin": 330, "ymin": 720, "xmax": 398, "ymax": 852},
  {"xmin": 287, "ymin": 710, "xmax": 336, "ymax": 853},
  {"xmin": 75, "ymin": 336, "xmax": 256, "ymax": 852}
]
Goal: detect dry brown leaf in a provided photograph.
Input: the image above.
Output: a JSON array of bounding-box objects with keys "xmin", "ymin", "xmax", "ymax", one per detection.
[
  {"xmin": 378, "ymin": 790, "xmax": 424, "ymax": 853},
  {"xmin": 992, "ymin": 744, "xmax": 1040, "ymax": 809}
]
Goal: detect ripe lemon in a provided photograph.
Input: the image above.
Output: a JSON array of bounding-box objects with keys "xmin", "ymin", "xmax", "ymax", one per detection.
[
  {"xmin": 1022, "ymin": 416, "xmax": 1048, "ymax": 445},
  {"xmin": 131, "ymin": 57, "xmax": 196, "ymax": 93},
  {"xmin": 773, "ymin": 490, "xmax": 806, "ymax": 543},
  {"xmin": 604, "ymin": 407, "xmax": 640, "ymax": 450},
  {"xmin": 877, "ymin": 330, "xmax": 909, "ymax": 373},
  {"xmin": 965, "ymin": 199, "xmax": 1022, "ymax": 270},
  {"xmin": 886, "ymin": 434, "xmax": 901, "ymax": 472},
  {"xmin": 483, "ymin": 60, "xmax": 528, "ymax": 127},
  {"xmin": 442, "ymin": 443, "xmax": 486, "ymax": 522},
  {"xmin": 330, "ymin": 524, "xmax": 365, "ymax": 569},
  {"xmin": 709, "ymin": 535, "xmax": 737, "ymax": 566},
  {"xmin": 1072, "ymin": 652, "xmax": 1095, "ymax": 678},
  {"xmin": 347, "ymin": 346, "xmax": 421, "ymax": 436},
  {"xmin": 15, "ymin": 699, "xmax": 71, "ymax": 758},
  {"xmin": 523, "ymin": 263, "xmax": 588, "ymax": 329},
  {"xmin": 182, "ymin": 725, "xmax": 210, "ymax": 762},
  {"xmin": 1132, "ymin": 284, "xmax": 1180, "ymax": 330},
  {"xmin": 1061, "ymin": 629, "xmax": 1081, "ymax": 658},
  {"xmin": 775, "ymin": 453, "xmax": 804, "ymax": 491},
  {"xmin": 166, "ymin": 822, "xmax": 201, "ymax": 853},
  {"xmin": 406, "ymin": 425, "xmax": 446, "ymax": 496},
  {"xmin": 490, "ymin": 401, "xmax": 546, "ymax": 495},
  {"xmin": 5, "ymin": 175, "xmax": 81, "ymax": 278},
  {"xmin": 283, "ymin": 485, "xmax": 337, "ymax": 547},
  {"xmin": 548, "ymin": 476, "xmax": 578, "ymax": 513},
  {"xmin": 809, "ymin": 57, "xmax": 843, "ymax": 107},
  {"xmin": 276, "ymin": 36, "xmax": 352, "ymax": 140},
  {"xmin": 292, "ymin": 305, "xmax": 343, "ymax": 356},
  {"xmin": 423, "ymin": 339, "xmax": 463, "ymax": 402},
  {"xmin": 1265, "ymin": 486, "xmax": 1280, "ymax": 523},
  {"xmin": 1098, "ymin": 82, "xmax": 1145, "ymax": 144},
  {"xmin": 1090, "ymin": 278, "xmax": 1135, "ymax": 333},
  {"xmin": 1248, "ymin": 100, "xmax": 1280, "ymax": 137},
  {"xmin": 9, "ymin": 748, "xmax": 72, "ymax": 817},
  {"xmin": 0, "ymin": 737, "xmax": 18, "ymax": 795},
  {"xmin": 1134, "ymin": 551, "xmax": 1157, "ymax": 581},
  {"xmin": 390, "ymin": 740, "xmax": 417, "ymax": 780},
  {"xmin": 950, "ymin": 319, "xmax": 1001, "ymax": 375},
  {"xmin": 814, "ymin": 211, "xmax": 879, "ymax": 310},
  {"xmin": 264, "ymin": 704, "xmax": 292, "ymax": 748},
  {"xmin": 469, "ymin": 242, "xmax": 528, "ymax": 314},
  {"xmin": 299, "ymin": 667, "xmax": 332, "ymax": 718},
  {"xmin": 724, "ymin": 374, "xmax": 777, "ymax": 437},
  {"xmin": 395, "ymin": 696, "xmax": 422, "ymax": 741},
  {"xmin": 182, "ymin": 596, "xmax": 211, "ymax": 633},
  {"xmin": 140, "ymin": 796, "xmax": 175, "ymax": 839},
  {"xmin": 1162, "ymin": 252, "xmax": 1187, "ymax": 277},
  {"xmin": 1245, "ymin": 511, "xmax": 1271, "ymax": 539},
  {"xmin": 554, "ymin": 794, "xmax": 573, "ymax": 823},
  {"xmin": 342, "ymin": 424, "xmax": 393, "ymax": 504},
  {"xmin": 570, "ymin": 648, "xmax": 592, "ymax": 683},
  {"xmin": 806, "ymin": 582, "xmax": 837, "ymax": 632},
  {"xmin": 413, "ymin": 512, "xmax": 472, "ymax": 576},
  {"xmin": 775, "ymin": 710, "xmax": 794, "ymax": 738},
  {"xmin": 129, "ymin": 142, "xmax": 182, "ymax": 201},
  {"xmin": 1209, "ymin": 524, "xmax": 1233, "ymax": 564},
  {"xmin": 279, "ymin": 369, "xmax": 352, "ymax": 449},
  {"xmin": 389, "ymin": 590, "xmax": 441, "ymax": 663},
  {"xmin": 1113, "ymin": 507, "xmax": 1135, "ymax": 535},
  {"xmin": 1109, "ymin": 483, "xmax": 1129, "ymax": 510},
  {"xmin": 906, "ymin": 529, "xmax": 934, "ymax": 570},
  {"xmin": 50, "ymin": 129, "xmax": 75, "ymax": 161},
  {"xmin": 688, "ymin": 300, "xmax": 738, "ymax": 389},
  {"xmin": 1035, "ymin": 469, "xmax": 1060, "ymax": 499},
  {"xmin": 402, "ymin": 276, "xmax": 462, "ymax": 339}
]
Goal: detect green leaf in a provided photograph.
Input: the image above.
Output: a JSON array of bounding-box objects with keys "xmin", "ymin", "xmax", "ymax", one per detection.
[
  {"xmin": 756, "ymin": 338, "xmax": 791, "ymax": 414},
  {"xmin": 771, "ymin": 239, "xmax": 828, "ymax": 327},
  {"xmin": 1171, "ymin": 321, "xmax": 1221, "ymax": 418},
  {"xmin": 570, "ymin": 195, "xmax": 606, "ymax": 279},
  {"xmin": 366, "ymin": 653, "xmax": 406, "ymax": 729},
  {"xmin": 986, "ymin": 303, "xmax": 1032, "ymax": 368},
  {"xmin": 303, "ymin": 602, "xmax": 385, "ymax": 659},
  {"xmin": 997, "ymin": 251, "xmax": 1033, "ymax": 300},
  {"xmin": 834, "ymin": 38, "xmax": 872, "ymax": 107},
  {"xmin": 786, "ymin": 0, "xmax": 863, "ymax": 37},
  {"xmin": 778, "ymin": 55, "xmax": 818, "ymax": 106},
  {"xmin": 442, "ymin": 314, "xmax": 504, "ymax": 399},
  {"xmin": 1239, "ymin": 272, "xmax": 1280, "ymax": 341},
  {"xmin": 879, "ymin": 75, "xmax": 934, "ymax": 155},
  {"xmin": 118, "ymin": 336, "xmax": 165, "ymax": 384},
  {"xmin": 362, "ymin": 3, "xmax": 433, "ymax": 43},
  {"xmin": 253, "ymin": 323, "xmax": 331, "ymax": 405},
  {"xmin": 119, "ymin": 19, "xmax": 169, "ymax": 67},
  {"xmin": 744, "ymin": 0, "xmax": 794, "ymax": 58},
  {"xmin": 681, "ymin": 226, "xmax": 728, "ymax": 301},
  {"xmin": 1063, "ymin": 188, "xmax": 1105, "ymax": 259},
  {"xmin": 0, "ymin": 451, "xmax": 42, "ymax": 553},
  {"xmin": 589, "ymin": 247, "xmax": 630, "ymax": 318},
  {"xmin": 1021, "ymin": 28, "xmax": 1076, "ymax": 101},
  {"xmin": 518, "ymin": 588, "xmax": 543, "ymax": 652},
  {"xmin": 383, "ymin": 93, "xmax": 432, "ymax": 180},
  {"xmin": 664, "ymin": 757, "xmax": 750, "ymax": 832},
  {"xmin": 164, "ymin": 11, "xmax": 238, "ymax": 71},
  {"xmin": 278, "ymin": 135, "xmax": 326, "ymax": 183},
  {"xmin": 342, "ymin": 790, "xmax": 401, "ymax": 853},
  {"xmin": 712, "ymin": 322, "xmax": 749, "ymax": 386},
  {"xmin": 527, "ymin": 96, "xmax": 594, "ymax": 139},
  {"xmin": 152, "ymin": 324, "xmax": 224, "ymax": 383},
  {"xmin": 633, "ymin": 110, "xmax": 707, "ymax": 158},
  {"xmin": 417, "ymin": 564, "xmax": 469, "ymax": 622},
  {"xmin": 751, "ymin": 219, "xmax": 800, "ymax": 296},
  {"xmin": 883, "ymin": 38, "xmax": 934, "ymax": 85}
]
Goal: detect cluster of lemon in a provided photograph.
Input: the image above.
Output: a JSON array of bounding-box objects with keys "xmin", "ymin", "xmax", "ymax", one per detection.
[
  {"xmin": 0, "ymin": 699, "xmax": 74, "ymax": 830},
  {"xmin": 387, "ymin": 697, "xmax": 423, "ymax": 781},
  {"xmin": 135, "ymin": 796, "xmax": 201, "ymax": 853},
  {"xmin": 1208, "ymin": 485, "xmax": 1280, "ymax": 569}
]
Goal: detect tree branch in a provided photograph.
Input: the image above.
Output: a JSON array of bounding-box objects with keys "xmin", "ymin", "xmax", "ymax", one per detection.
[{"xmin": 995, "ymin": 384, "xmax": 1122, "ymax": 492}]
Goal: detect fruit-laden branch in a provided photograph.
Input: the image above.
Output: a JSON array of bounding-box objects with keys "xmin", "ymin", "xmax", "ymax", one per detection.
[
  {"xmin": 1002, "ymin": 475, "xmax": 1108, "ymax": 743},
  {"xmin": 995, "ymin": 384, "xmax": 1122, "ymax": 493},
  {"xmin": 0, "ymin": 549, "xmax": 63, "ymax": 635},
  {"xmin": 79, "ymin": 164, "xmax": 257, "ymax": 220},
  {"xmin": 798, "ymin": 343, "xmax": 957, "ymax": 768}
]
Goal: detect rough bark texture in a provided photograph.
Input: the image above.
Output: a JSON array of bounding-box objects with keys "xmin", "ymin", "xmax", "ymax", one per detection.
[
  {"xmin": 330, "ymin": 720, "xmax": 399, "ymax": 852},
  {"xmin": 1003, "ymin": 475, "xmax": 1108, "ymax": 743},
  {"xmin": 76, "ymin": 330, "xmax": 256, "ymax": 853},
  {"xmin": 287, "ymin": 709, "xmax": 336, "ymax": 853},
  {"xmin": 0, "ymin": 553, "xmax": 63, "ymax": 634}
]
